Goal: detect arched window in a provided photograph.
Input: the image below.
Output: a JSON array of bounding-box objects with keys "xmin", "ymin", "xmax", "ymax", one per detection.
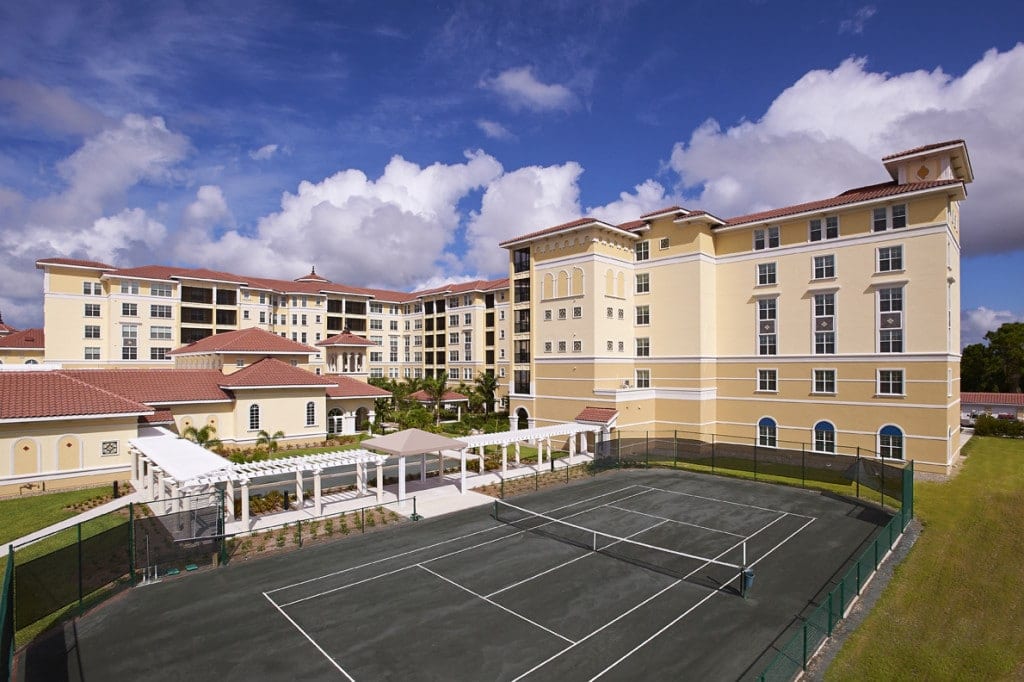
[
  {"xmin": 327, "ymin": 408, "xmax": 343, "ymax": 434},
  {"xmin": 758, "ymin": 417, "xmax": 777, "ymax": 447},
  {"xmin": 248, "ymin": 404, "xmax": 260, "ymax": 431},
  {"xmin": 813, "ymin": 421, "xmax": 835, "ymax": 454},
  {"xmin": 305, "ymin": 401, "xmax": 316, "ymax": 426},
  {"xmin": 879, "ymin": 425, "xmax": 904, "ymax": 459},
  {"xmin": 25, "ymin": 359, "xmax": 38, "ymax": 364},
  {"xmin": 543, "ymin": 273, "xmax": 554, "ymax": 300},
  {"xmin": 557, "ymin": 271, "xmax": 569, "ymax": 298},
  {"xmin": 571, "ymin": 267, "xmax": 584, "ymax": 296}
]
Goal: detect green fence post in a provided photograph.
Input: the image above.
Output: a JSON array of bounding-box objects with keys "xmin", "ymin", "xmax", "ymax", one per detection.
[
  {"xmin": 361, "ymin": 508, "xmax": 366, "ymax": 533},
  {"xmin": 673, "ymin": 430, "xmax": 678, "ymax": 468},
  {"xmin": 77, "ymin": 522, "xmax": 83, "ymax": 613},
  {"xmin": 839, "ymin": 578, "xmax": 845, "ymax": 616},
  {"xmin": 855, "ymin": 448, "xmax": 861, "ymax": 500},
  {"xmin": 856, "ymin": 559, "xmax": 862, "ymax": 595},
  {"xmin": 535, "ymin": 470, "xmax": 539, "ymax": 491},
  {"xmin": 645, "ymin": 431, "xmax": 649, "ymax": 468},
  {"xmin": 881, "ymin": 459, "xmax": 886, "ymax": 507},
  {"xmin": 219, "ymin": 488, "xmax": 227, "ymax": 566},
  {"xmin": 801, "ymin": 443, "xmax": 806, "ymax": 488},
  {"xmin": 711, "ymin": 433, "xmax": 716, "ymax": 473},
  {"xmin": 753, "ymin": 440, "xmax": 758, "ymax": 480},
  {"xmin": 128, "ymin": 502, "xmax": 136, "ymax": 585},
  {"xmin": 802, "ymin": 624, "xmax": 808, "ymax": 670},
  {"xmin": 500, "ymin": 477, "xmax": 505, "ymax": 499},
  {"xmin": 827, "ymin": 591, "xmax": 834, "ymax": 636}
]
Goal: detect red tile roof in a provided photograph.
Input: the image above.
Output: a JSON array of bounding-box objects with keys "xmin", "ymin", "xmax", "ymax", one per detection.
[
  {"xmin": 882, "ymin": 139, "xmax": 966, "ymax": 161},
  {"xmin": 575, "ymin": 406, "xmax": 618, "ymax": 424},
  {"xmin": 0, "ymin": 328, "xmax": 44, "ymax": 349},
  {"xmin": 169, "ymin": 327, "xmax": 317, "ymax": 355},
  {"xmin": 318, "ymin": 331, "xmax": 377, "ymax": 347},
  {"xmin": 618, "ymin": 220, "xmax": 646, "ymax": 231},
  {"xmin": 498, "ymin": 217, "xmax": 606, "ymax": 247},
  {"xmin": 326, "ymin": 376, "xmax": 392, "ymax": 399},
  {"xmin": 35, "ymin": 257, "xmax": 115, "ymax": 270},
  {"xmin": 295, "ymin": 266, "xmax": 330, "ymax": 283},
  {"xmin": 140, "ymin": 409, "xmax": 175, "ymax": 425},
  {"xmin": 219, "ymin": 358, "xmax": 337, "ymax": 388},
  {"xmin": 484, "ymin": 278, "xmax": 509, "ymax": 291},
  {"xmin": 62, "ymin": 369, "xmax": 231, "ymax": 403},
  {"xmin": 961, "ymin": 392, "xmax": 1024, "ymax": 407},
  {"xmin": 724, "ymin": 179, "xmax": 963, "ymax": 227},
  {"xmin": 0, "ymin": 371, "xmax": 152, "ymax": 421},
  {"xmin": 639, "ymin": 205, "xmax": 687, "ymax": 219},
  {"xmin": 408, "ymin": 389, "xmax": 469, "ymax": 402},
  {"xmin": 0, "ymin": 322, "xmax": 15, "ymax": 335}
]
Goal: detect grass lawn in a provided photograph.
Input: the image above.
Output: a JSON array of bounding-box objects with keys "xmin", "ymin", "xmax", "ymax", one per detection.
[
  {"xmin": 0, "ymin": 485, "xmax": 118, "ymax": 548},
  {"xmin": 827, "ymin": 436, "xmax": 1024, "ymax": 680}
]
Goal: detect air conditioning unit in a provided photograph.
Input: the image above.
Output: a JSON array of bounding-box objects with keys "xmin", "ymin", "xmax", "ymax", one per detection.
[
  {"xmin": 759, "ymin": 320, "xmax": 776, "ymax": 334},
  {"xmin": 815, "ymin": 316, "xmax": 835, "ymax": 332},
  {"xmin": 880, "ymin": 312, "xmax": 903, "ymax": 329}
]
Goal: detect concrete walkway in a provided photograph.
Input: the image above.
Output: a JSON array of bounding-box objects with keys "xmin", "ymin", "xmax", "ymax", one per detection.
[{"xmin": 5, "ymin": 490, "xmax": 146, "ymax": 554}]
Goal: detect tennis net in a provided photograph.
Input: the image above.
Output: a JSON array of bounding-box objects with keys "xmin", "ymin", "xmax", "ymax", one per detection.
[{"xmin": 493, "ymin": 499, "xmax": 748, "ymax": 594}]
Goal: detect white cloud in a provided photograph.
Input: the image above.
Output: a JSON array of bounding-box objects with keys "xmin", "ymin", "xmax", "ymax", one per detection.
[
  {"xmin": 477, "ymin": 119, "xmax": 514, "ymax": 140},
  {"xmin": 183, "ymin": 185, "xmax": 232, "ymax": 230},
  {"xmin": 961, "ymin": 307, "xmax": 1023, "ymax": 347},
  {"xmin": 480, "ymin": 67, "xmax": 577, "ymax": 112},
  {"xmin": 668, "ymin": 45, "xmax": 1024, "ymax": 254},
  {"xmin": 183, "ymin": 150, "xmax": 504, "ymax": 289},
  {"xmin": 588, "ymin": 180, "xmax": 675, "ymax": 226},
  {"xmin": 0, "ymin": 78, "xmax": 110, "ymax": 136},
  {"xmin": 839, "ymin": 5, "xmax": 877, "ymax": 35},
  {"xmin": 249, "ymin": 144, "xmax": 279, "ymax": 161},
  {"xmin": 464, "ymin": 162, "xmax": 584, "ymax": 275}
]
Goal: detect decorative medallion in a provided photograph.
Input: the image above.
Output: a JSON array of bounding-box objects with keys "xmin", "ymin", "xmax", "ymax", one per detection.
[{"xmin": 916, "ymin": 165, "xmax": 930, "ymax": 179}]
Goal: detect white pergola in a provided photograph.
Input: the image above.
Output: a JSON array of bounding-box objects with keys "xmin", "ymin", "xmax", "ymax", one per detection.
[
  {"xmin": 454, "ymin": 422, "xmax": 603, "ymax": 492},
  {"xmin": 130, "ymin": 434, "xmax": 388, "ymax": 529}
]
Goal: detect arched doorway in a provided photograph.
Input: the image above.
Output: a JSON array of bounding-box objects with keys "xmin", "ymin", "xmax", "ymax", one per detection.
[
  {"xmin": 516, "ymin": 407, "xmax": 530, "ymax": 430},
  {"xmin": 328, "ymin": 408, "xmax": 343, "ymax": 434},
  {"xmin": 355, "ymin": 407, "xmax": 370, "ymax": 431}
]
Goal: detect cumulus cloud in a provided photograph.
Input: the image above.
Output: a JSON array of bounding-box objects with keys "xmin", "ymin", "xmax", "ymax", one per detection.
[
  {"xmin": 0, "ymin": 78, "xmax": 110, "ymax": 137},
  {"xmin": 249, "ymin": 143, "xmax": 279, "ymax": 160},
  {"xmin": 588, "ymin": 180, "xmax": 675, "ymax": 226},
  {"xmin": 464, "ymin": 162, "xmax": 584, "ymax": 274},
  {"xmin": 668, "ymin": 44, "xmax": 1024, "ymax": 254},
  {"xmin": 961, "ymin": 306, "xmax": 1023, "ymax": 347},
  {"xmin": 839, "ymin": 5, "xmax": 877, "ymax": 35},
  {"xmin": 477, "ymin": 119, "xmax": 514, "ymax": 140},
  {"xmin": 480, "ymin": 67, "xmax": 577, "ymax": 112},
  {"xmin": 183, "ymin": 150, "xmax": 504, "ymax": 288}
]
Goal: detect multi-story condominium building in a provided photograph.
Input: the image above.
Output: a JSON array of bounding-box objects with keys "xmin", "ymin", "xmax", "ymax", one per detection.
[
  {"xmin": 500, "ymin": 140, "xmax": 972, "ymax": 474},
  {"xmin": 33, "ymin": 259, "xmax": 510, "ymax": 401}
]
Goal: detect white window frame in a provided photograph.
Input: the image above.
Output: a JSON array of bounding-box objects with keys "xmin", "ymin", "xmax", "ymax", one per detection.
[
  {"xmin": 635, "ymin": 273, "xmax": 650, "ymax": 294},
  {"xmin": 753, "ymin": 226, "xmax": 780, "ymax": 251},
  {"xmin": 813, "ymin": 254, "xmax": 835, "ymax": 280},
  {"xmin": 635, "ymin": 241, "xmax": 650, "ymax": 262},
  {"xmin": 809, "ymin": 216, "xmax": 839, "ymax": 242},
  {"xmin": 635, "ymin": 369, "xmax": 651, "ymax": 389},
  {"xmin": 757, "ymin": 368, "xmax": 777, "ymax": 392},
  {"xmin": 635, "ymin": 305, "xmax": 650, "ymax": 326},
  {"xmin": 635, "ymin": 337, "xmax": 650, "ymax": 357},
  {"xmin": 877, "ymin": 368, "xmax": 905, "ymax": 396},
  {"xmin": 813, "ymin": 368, "xmax": 836, "ymax": 395},
  {"xmin": 757, "ymin": 262, "xmax": 776, "ymax": 286},
  {"xmin": 877, "ymin": 245, "xmax": 904, "ymax": 273},
  {"xmin": 813, "ymin": 421, "xmax": 836, "ymax": 454}
]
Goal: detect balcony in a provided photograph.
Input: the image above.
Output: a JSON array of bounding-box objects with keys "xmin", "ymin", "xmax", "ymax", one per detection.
[{"xmin": 514, "ymin": 353, "xmax": 530, "ymax": 364}]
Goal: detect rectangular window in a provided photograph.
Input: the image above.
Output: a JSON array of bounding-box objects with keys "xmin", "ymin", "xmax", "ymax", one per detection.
[
  {"xmin": 449, "ymin": 332, "xmax": 459, "ymax": 345},
  {"xmin": 659, "ymin": 237, "xmax": 670, "ymax": 250},
  {"xmin": 618, "ymin": 309, "xmax": 624, "ymax": 320},
  {"xmin": 84, "ymin": 325, "xmax": 100, "ymax": 339},
  {"xmin": 635, "ymin": 305, "xmax": 650, "ymax": 325},
  {"xmin": 572, "ymin": 306, "xmax": 582, "ymax": 319},
  {"xmin": 120, "ymin": 280, "xmax": 139, "ymax": 295},
  {"xmin": 878, "ymin": 369, "xmax": 904, "ymax": 395},
  {"xmin": 150, "ymin": 347, "xmax": 170, "ymax": 360},
  {"xmin": 151, "ymin": 326, "xmax": 172, "ymax": 340},
  {"xmin": 892, "ymin": 204, "xmax": 907, "ymax": 229},
  {"xmin": 557, "ymin": 308, "xmax": 567, "ymax": 320},
  {"xmin": 635, "ymin": 369, "xmax": 651, "ymax": 389},
  {"xmin": 815, "ymin": 332, "xmax": 836, "ymax": 355},
  {"xmin": 544, "ymin": 309, "xmax": 552, "ymax": 321},
  {"xmin": 122, "ymin": 345, "xmax": 137, "ymax": 360},
  {"xmin": 879, "ymin": 287, "xmax": 904, "ymax": 353},
  {"xmin": 544, "ymin": 341, "xmax": 552, "ymax": 353},
  {"xmin": 463, "ymin": 368, "xmax": 473, "ymax": 380},
  {"xmin": 291, "ymin": 314, "xmax": 298, "ymax": 325},
  {"xmin": 449, "ymin": 314, "xmax": 459, "ymax": 327},
  {"xmin": 618, "ymin": 341, "xmax": 624, "ymax": 352},
  {"xmin": 150, "ymin": 304, "xmax": 172, "ymax": 318},
  {"xmin": 370, "ymin": 351, "xmax": 383, "ymax": 362},
  {"xmin": 606, "ymin": 340, "xmax": 613, "ymax": 351},
  {"xmin": 878, "ymin": 245, "xmax": 903, "ymax": 272},
  {"xmin": 813, "ymin": 293, "xmax": 836, "ymax": 355},
  {"xmin": 606, "ymin": 307, "xmax": 613, "ymax": 319},
  {"xmin": 874, "ymin": 204, "xmax": 907, "ymax": 231},
  {"xmin": 514, "ymin": 278, "xmax": 530, "ymax": 304},
  {"xmin": 449, "ymin": 350, "xmax": 459, "ymax": 362},
  {"xmin": 814, "ymin": 292, "xmax": 835, "ymax": 317},
  {"xmin": 151, "ymin": 283, "xmax": 172, "ymax": 297},
  {"xmin": 243, "ymin": 310, "xmax": 250, "ymax": 320},
  {"xmin": 369, "ymin": 302, "xmax": 383, "ymax": 313},
  {"xmin": 513, "ymin": 247, "xmax": 530, "ymax": 273},
  {"xmin": 91, "ymin": 282, "xmax": 102, "ymax": 295},
  {"xmin": 813, "ymin": 369, "xmax": 836, "ymax": 394},
  {"xmin": 463, "ymin": 313, "xmax": 472, "ymax": 325},
  {"xmin": 557, "ymin": 341, "xmax": 566, "ymax": 353},
  {"xmin": 573, "ymin": 340, "xmax": 582, "ymax": 352},
  {"xmin": 121, "ymin": 303, "xmax": 137, "ymax": 316},
  {"xmin": 809, "ymin": 216, "xmax": 839, "ymax": 241},
  {"xmin": 757, "ymin": 369, "xmax": 777, "ymax": 392},
  {"xmin": 636, "ymin": 337, "xmax": 650, "ymax": 357},
  {"xmin": 753, "ymin": 226, "xmax": 780, "ymax": 251},
  {"xmin": 84, "ymin": 347, "xmax": 100, "ymax": 360},
  {"xmin": 370, "ymin": 319, "xmax": 383, "ymax": 330},
  {"xmin": 82, "ymin": 282, "xmax": 92, "ymax": 295},
  {"xmin": 757, "ymin": 262, "xmax": 776, "ymax": 286},
  {"xmin": 101, "ymin": 441, "xmax": 119, "ymax": 457},
  {"xmin": 757, "ymin": 297, "xmax": 777, "ymax": 356},
  {"xmin": 259, "ymin": 311, "xmax": 266, "ymax": 323},
  {"xmin": 813, "ymin": 254, "xmax": 835, "ymax": 280},
  {"xmin": 635, "ymin": 241, "xmax": 650, "ymax": 261},
  {"xmin": 636, "ymin": 273, "xmax": 650, "ymax": 293}
]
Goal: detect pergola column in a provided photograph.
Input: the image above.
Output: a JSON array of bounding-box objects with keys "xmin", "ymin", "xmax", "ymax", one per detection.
[
  {"xmin": 420, "ymin": 452, "xmax": 427, "ymax": 483},
  {"xmin": 375, "ymin": 463, "xmax": 384, "ymax": 503},
  {"xmin": 360, "ymin": 461, "xmax": 369, "ymax": 493},
  {"xmin": 356, "ymin": 461, "xmax": 365, "ymax": 494},
  {"xmin": 501, "ymin": 444, "xmax": 508, "ymax": 473},
  {"xmin": 130, "ymin": 448, "xmax": 140, "ymax": 481},
  {"xmin": 579, "ymin": 431, "xmax": 589, "ymax": 456},
  {"xmin": 528, "ymin": 417, "xmax": 537, "ymax": 430},
  {"xmin": 568, "ymin": 433, "xmax": 576, "ymax": 463},
  {"xmin": 437, "ymin": 452, "xmax": 444, "ymax": 482},
  {"xmin": 509, "ymin": 415, "xmax": 517, "ymax": 431},
  {"xmin": 313, "ymin": 468, "xmax": 323, "ymax": 516},
  {"xmin": 140, "ymin": 457, "xmax": 149, "ymax": 490},
  {"xmin": 398, "ymin": 456, "xmax": 407, "ymax": 503},
  {"xmin": 514, "ymin": 441, "xmax": 521, "ymax": 465},
  {"xmin": 478, "ymin": 446, "xmax": 485, "ymax": 474},
  {"xmin": 240, "ymin": 478, "xmax": 250, "ymax": 528},
  {"xmin": 459, "ymin": 449, "xmax": 467, "ymax": 494},
  {"xmin": 150, "ymin": 466, "xmax": 160, "ymax": 499},
  {"xmin": 294, "ymin": 471, "xmax": 303, "ymax": 510},
  {"xmin": 225, "ymin": 479, "xmax": 235, "ymax": 521}
]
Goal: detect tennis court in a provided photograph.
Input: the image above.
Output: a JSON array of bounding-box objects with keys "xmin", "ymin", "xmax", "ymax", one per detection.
[{"xmin": 17, "ymin": 469, "xmax": 892, "ymax": 681}]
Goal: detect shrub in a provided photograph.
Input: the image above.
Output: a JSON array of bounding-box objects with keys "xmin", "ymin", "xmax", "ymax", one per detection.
[{"xmin": 973, "ymin": 414, "xmax": 1024, "ymax": 438}]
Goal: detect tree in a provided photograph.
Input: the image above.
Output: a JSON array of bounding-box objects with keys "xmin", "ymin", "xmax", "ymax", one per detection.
[
  {"xmin": 182, "ymin": 424, "xmax": 222, "ymax": 450},
  {"xmin": 961, "ymin": 343, "xmax": 1000, "ymax": 392},
  {"xmin": 420, "ymin": 374, "xmax": 448, "ymax": 424},
  {"xmin": 984, "ymin": 322, "xmax": 1024, "ymax": 392},
  {"xmin": 256, "ymin": 429, "xmax": 286, "ymax": 452},
  {"xmin": 474, "ymin": 371, "xmax": 499, "ymax": 414}
]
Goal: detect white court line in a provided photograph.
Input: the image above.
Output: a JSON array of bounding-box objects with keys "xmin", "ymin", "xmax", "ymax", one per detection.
[
  {"xmin": 587, "ymin": 514, "xmax": 817, "ymax": 680},
  {"xmin": 279, "ymin": 488, "xmax": 656, "ymax": 607},
  {"xmin": 267, "ymin": 484, "xmax": 648, "ymax": 596},
  {"xmin": 638, "ymin": 484, "xmax": 817, "ymax": 519},
  {"xmin": 486, "ymin": 519, "xmax": 670, "ymax": 599},
  {"xmin": 262, "ymin": 592, "xmax": 354, "ymax": 681},
  {"xmin": 605, "ymin": 504, "xmax": 747, "ymax": 538},
  {"xmin": 418, "ymin": 564, "xmax": 575, "ymax": 644}
]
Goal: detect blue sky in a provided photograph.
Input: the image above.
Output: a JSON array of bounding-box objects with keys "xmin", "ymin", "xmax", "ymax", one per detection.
[{"xmin": 1, "ymin": 1, "xmax": 1022, "ymax": 346}]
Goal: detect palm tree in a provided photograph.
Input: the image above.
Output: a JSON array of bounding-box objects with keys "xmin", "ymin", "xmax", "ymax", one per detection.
[
  {"xmin": 256, "ymin": 429, "xmax": 286, "ymax": 453},
  {"xmin": 420, "ymin": 374, "xmax": 448, "ymax": 425},
  {"xmin": 182, "ymin": 424, "xmax": 222, "ymax": 450},
  {"xmin": 474, "ymin": 371, "xmax": 500, "ymax": 414}
]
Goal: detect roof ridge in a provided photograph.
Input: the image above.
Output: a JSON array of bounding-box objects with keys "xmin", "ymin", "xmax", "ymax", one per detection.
[{"xmin": 56, "ymin": 371, "xmax": 153, "ymax": 413}]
